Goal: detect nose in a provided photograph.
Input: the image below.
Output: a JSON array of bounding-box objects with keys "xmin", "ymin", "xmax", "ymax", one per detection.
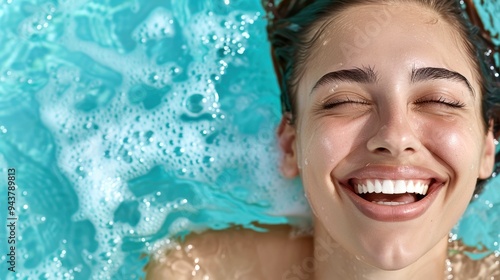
[{"xmin": 366, "ymin": 109, "xmax": 421, "ymax": 157}]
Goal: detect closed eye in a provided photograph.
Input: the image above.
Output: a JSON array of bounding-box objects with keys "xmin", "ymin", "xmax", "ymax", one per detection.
[
  {"xmin": 322, "ymin": 97, "xmax": 370, "ymax": 110},
  {"xmin": 414, "ymin": 96, "xmax": 465, "ymax": 108}
]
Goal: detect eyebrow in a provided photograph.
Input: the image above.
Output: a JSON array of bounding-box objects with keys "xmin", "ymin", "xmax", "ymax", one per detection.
[
  {"xmin": 311, "ymin": 66, "xmax": 474, "ymax": 96},
  {"xmin": 311, "ymin": 66, "xmax": 377, "ymax": 93},
  {"xmin": 410, "ymin": 67, "xmax": 475, "ymax": 96}
]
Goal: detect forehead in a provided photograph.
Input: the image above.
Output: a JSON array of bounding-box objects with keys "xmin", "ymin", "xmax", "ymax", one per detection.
[{"xmin": 296, "ymin": 2, "xmax": 479, "ymax": 95}]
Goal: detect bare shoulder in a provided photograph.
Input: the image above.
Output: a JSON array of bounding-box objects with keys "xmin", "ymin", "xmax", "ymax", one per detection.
[
  {"xmin": 145, "ymin": 225, "xmax": 313, "ymax": 280},
  {"xmin": 448, "ymin": 240, "xmax": 500, "ymax": 279}
]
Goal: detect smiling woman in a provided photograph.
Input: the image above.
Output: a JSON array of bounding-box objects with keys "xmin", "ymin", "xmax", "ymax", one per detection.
[
  {"xmin": 276, "ymin": 1, "xmax": 497, "ymax": 277},
  {"xmin": 146, "ymin": 0, "xmax": 500, "ymax": 279}
]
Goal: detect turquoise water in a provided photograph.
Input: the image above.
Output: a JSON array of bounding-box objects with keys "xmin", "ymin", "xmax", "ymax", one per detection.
[{"xmin": 0, "ymin": 0, "xmax": 498, "ymax": 279}]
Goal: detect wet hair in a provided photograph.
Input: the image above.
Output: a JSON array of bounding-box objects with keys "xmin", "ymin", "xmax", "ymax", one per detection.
[{"xmin": 263, "ymin": 0, "xmax": 500, "ymax": 193}]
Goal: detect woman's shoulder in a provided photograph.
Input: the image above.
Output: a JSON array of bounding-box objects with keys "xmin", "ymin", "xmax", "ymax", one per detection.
[
  {"xmin": 144, "ymin": 229, "xmax": 500, "ymax": 279},
  {"xmin": 448, "ymin": 239, "xmax": 500, "ymax": 279},
  {"xmin": 145, "ymin": 225, "xmax": 313, "ymax": 280}
]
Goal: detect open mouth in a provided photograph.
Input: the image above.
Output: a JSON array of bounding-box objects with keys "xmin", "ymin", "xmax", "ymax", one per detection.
[
  {"xmin": 349, "ymin": 179, "xmax": 435, "ymax": 206},
  {"xmin": 339, "ymin": 170, "xmax": 445, "ymax": 221}
]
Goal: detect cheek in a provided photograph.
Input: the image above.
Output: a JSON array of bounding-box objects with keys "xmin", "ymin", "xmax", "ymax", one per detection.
[
  {"xmin": 431, "ymin": 128, "xmax": 462, "ymax": 161},
  {"xmin": 424, "ymin": 121, "xmax": 484, "ymax": 174},
  {"xmin": 297, "ymin": 121, "xmax": 364, "ymax": 211},
  {"xmin": 298, "ymin": 120, "xmax": 359, "ymax": 171}
]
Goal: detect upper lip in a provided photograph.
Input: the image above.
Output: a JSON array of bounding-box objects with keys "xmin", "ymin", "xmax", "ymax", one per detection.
[
  {"xmin": 336, "ymin": 165, "xmax": 448, "ymax": 222},
  {"xmin": 337, "ymin": 165, "xmax": 447, "ymax": 188}
]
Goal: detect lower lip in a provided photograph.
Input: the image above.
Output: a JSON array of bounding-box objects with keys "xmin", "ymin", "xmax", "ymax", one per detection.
[{"xmin": 341, "ymin": 183, "xmax": 443, "ymax": 222}]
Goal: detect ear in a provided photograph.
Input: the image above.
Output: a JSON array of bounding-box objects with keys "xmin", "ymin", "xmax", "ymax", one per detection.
[
  {"xmin": 479, "ymin": 127, "xmax": 496, "ymax": 179},
  {"xmin": 277, "ymin": 114, "xmax": 299, "ymax": 178}
]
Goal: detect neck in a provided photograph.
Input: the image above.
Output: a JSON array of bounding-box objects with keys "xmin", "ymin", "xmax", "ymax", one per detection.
[{"xmin": 312, "ymin": 220, "xmax": 448, "ymax": 280}]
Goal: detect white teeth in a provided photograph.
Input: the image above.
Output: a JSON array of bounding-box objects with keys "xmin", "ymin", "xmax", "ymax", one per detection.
[
  {"xmin": 374, "ymin": 180, "xmax": 382, "ymax": 193},
  {"xmin": 382, "ymin": 180, "xmax": 394, "ymax": 194},
  {"xmin": 407, "ymin": 181, "xmax": 415, "ymax": 193},
  {"xmin": 372, "ymin": 201, "xmax": 409, "ymax": 205},
  {"xmin": 415, "ymin": 182, "xmax": 421, "ymax": 194},
  {"xmin": 394, "ymin": 180, "xmax": 405, "ymax": 194},
  {"xmin": 355, "ymin": 180, "xmax": 429, "ymax": 195}
]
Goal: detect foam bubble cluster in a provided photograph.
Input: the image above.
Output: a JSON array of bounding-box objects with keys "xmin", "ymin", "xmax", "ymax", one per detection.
[{"xmin": 2, "ymin": 0, "xmax": 309, "ymax": 279}]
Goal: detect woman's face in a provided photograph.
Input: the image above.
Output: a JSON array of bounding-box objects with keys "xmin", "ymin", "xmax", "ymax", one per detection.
[{"xmin": 279, "ymin": 3, "xmax": 495, "ymax": 270}]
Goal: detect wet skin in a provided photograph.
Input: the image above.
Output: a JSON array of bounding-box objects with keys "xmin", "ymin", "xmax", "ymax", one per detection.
[
  {"xmin": 147, "ymin": 2, "xmax": 496, "ymax": 280},
  {"xmin": 278, "ymin": 2, "xmax": 495, "ymax": 279}
]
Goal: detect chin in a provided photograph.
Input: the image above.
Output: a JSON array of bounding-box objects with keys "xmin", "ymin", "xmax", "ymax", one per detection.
[
  {"xmin": 366, "ymin": 253, "xmax": 418, "ymax": 271},
  {"xmin": 356, "ymin": 239, "xmax": 432, "ymax": 271}
]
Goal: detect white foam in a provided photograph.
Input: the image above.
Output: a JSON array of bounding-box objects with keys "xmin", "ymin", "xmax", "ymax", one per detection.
[
  {"xmin": 132, "ymin": 8, "xmax": 176, "ymax": 42},
  {"xmin": 30, "ymin": 4, "xmax": 310, "ymax": 279}
]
